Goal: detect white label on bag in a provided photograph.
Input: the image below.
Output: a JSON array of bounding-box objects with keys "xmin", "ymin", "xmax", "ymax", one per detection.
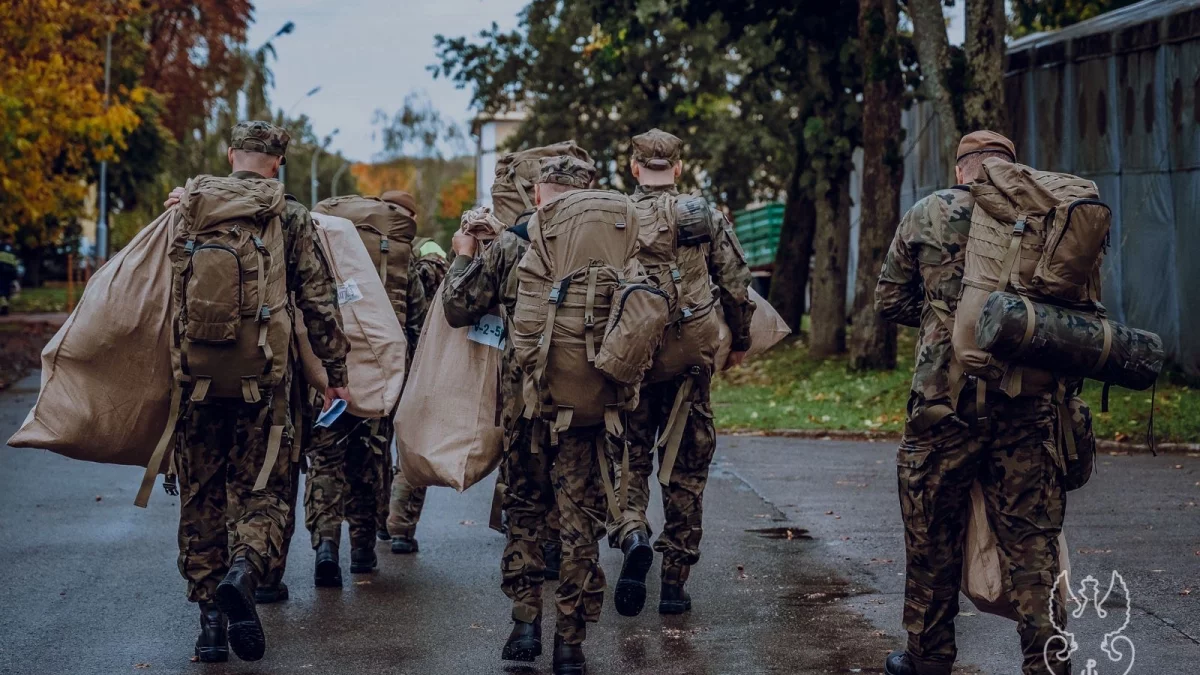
[
  {"xmin": 467, "ymin": 313, "xmax": 506, "ymax": 350},
  {"xmin": 337, "ymin": 279, "xmax": 364, "ymax": 306}
]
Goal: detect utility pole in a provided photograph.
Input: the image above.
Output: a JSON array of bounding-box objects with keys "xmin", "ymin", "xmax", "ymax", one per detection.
[
  {"xmin": 311, "ymin": 128, "xmax": 339, "ymax": 207},
  {"xmin": 331, "ymin": 161, "xmax": 349, "ymax": 198},
  {"xmin": 96, "ymin": 31, "xmax": 113, "ymax": 262}
]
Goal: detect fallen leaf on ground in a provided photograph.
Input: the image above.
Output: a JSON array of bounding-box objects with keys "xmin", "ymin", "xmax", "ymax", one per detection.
[
  {"xmin": 459, "ymin": 520, "xmax": 476, "ymax": 526},
  {"xmin": 134, "ymin": 664, "xmax": 150, "ymax": 670},
  {"xmin": 353, "ymin": 580, "xmax": 371, "ymax": 586},
  {"xmin": 1182, "ymin": 588, "xmax": 1193, "ymax": 596},
  {"xmin": 95, "ymin": 496, "xmax": 103, "ymax": 502}
]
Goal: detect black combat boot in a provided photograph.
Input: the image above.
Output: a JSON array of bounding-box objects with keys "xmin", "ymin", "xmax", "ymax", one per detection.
[
  {"xmin": 658, "ymin": 582, "xmax": 692, "ymax": 615},
  {"xmin": 543, "ymin": 540, "xmax": 562, "ymax": 581},
  {"xmin": 376, "ymin": 528, "xmax": 391, "ymax": 542},
  {"xmin": 501, "ymin": 618, "xmax": 542, "ymax": 662},
  {"xmin": 552, "ymin": 635, "xmax": 586, "ymax": 675},
  {"xmin": 314, "ymin": 538, "xmax": 343, "ymax": 588},
  {"xmin": 254, "ymin": 579, "xmax": 289, "ymax": 604},
  {"xmin": 614, "ymin": 531, "xmax": 653, "ymax": 617},
  {"xmin": 194, "ymin": 601, "xmax": 228, "ymax": 663},
  {"xmin": 885, "ymin": 651, "xmax": 953, "ymax": 675},
  {"xmin": 214, "ymin": 557, "xmax": 265, "ymax": 662},
  {"xmin": 390, "ymin": 535, "xmax": 419, "ymax": 554},
  {"xmin": 350, "ymin": 545, "xmax": 378, "ymax": 574}
]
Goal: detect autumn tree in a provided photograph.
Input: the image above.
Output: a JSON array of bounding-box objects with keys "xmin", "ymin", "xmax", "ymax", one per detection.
[
  {"xmin": 850, "ymin": 0, "xmax": 905, "ymax": 370},
  {"xmin": 1011, "ymin": 0, "xmax": 1141, "ymax": 35},
  {"xmin": 0, "ymin": 0, "xmax": 144, "ymax": 261}
]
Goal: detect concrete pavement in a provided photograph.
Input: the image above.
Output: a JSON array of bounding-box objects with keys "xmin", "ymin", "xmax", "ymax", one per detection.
[{"xmin": 1, "ymin": 373, "xmax": 1196, "ymax": 674}]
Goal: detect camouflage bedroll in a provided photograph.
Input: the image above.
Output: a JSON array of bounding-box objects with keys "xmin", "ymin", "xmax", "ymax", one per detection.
[{"xmin": 975, "ymin": 291, "xmax": 1163, "ymax": 391}]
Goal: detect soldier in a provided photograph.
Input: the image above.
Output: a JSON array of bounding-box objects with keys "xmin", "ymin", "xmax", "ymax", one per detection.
[
  {"xmin": 165, "ymin": 121, "xmax": 350, "ymax": 662},
  {"xmin": 304, "ymin": 190, "xmax": 434, "ymax": 583},
  {"xmin": 875, "ymin": 131, "xmax": 1069, "ymax": 675},
  {"xmin": 384, "ymin": 201, "xmax": 451, "ymax": 554},
  {"xmin": 441, "ymin": 158, "xmax": 590, "ymax": 674},
  {"xmin": 607, "ymin": 129, "xmax": 755, "ymax": 617}
]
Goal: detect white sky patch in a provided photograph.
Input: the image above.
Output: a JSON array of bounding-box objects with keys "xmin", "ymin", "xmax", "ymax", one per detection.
[{"xmin": 247, "ymin": 0, "xmax": 527, "ymax": 162}]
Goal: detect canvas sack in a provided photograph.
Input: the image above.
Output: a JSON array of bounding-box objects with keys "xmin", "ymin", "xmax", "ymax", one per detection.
[
  {"xmin": 394, "ymin": 285, "xmax": 504, "ymax": 491},
  {"xmin": 715, "ymin": 287, "xmax": 790, "ymax": 370},
  {"xmin": 295, "ymin": 213, "xmax": 407, "ymax": 418},
  {"xmin": 8, "ymin": 211, "xmax": 177, "ymax": 506}
]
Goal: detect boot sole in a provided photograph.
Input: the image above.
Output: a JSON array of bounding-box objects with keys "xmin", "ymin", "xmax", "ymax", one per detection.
[
  {"xmin": 552, "ymin": 662, "xmax": 586, "ymax": 675},
  {"xmin": 390, "ymin": 540, "xmax": 418, "ymax": 555},
  {"xmin": 614, "ymin": 544, "xmax": 653, "ymax": 617},
  {"xmin": 214, "ymin": 582, "xmax": 265, "ymax": 662},
  {"xmin": 501, "ymin": 638, "xmax": 542, "ymax": 662},
  {"xmin": 350, "ymin": 560, "xmax": 377, "ymax": 574},
  {"xmin": 314, "ymin": 558, "xmax": 343, "ymax": 588},
  {"xmin": 254, "ymin": 586, "xmax": 289, "ymax": 604},
  {"xmin": 194, "ymin": 646, "xmax": 228, "ymax": 663},
  {"xmin": 658, "ymin": 598, "xmax": 692, "ymax": 615}
]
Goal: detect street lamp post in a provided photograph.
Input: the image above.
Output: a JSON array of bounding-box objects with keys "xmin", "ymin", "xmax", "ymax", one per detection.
[
  {"xmin": 280, "ymin": 86, "xmax": 321, "ymax": 190},
  {"xmin": 331, "ymin": 161, "xmax": 350, "ymax": 198},
  {"xmin": 311, "ymin": 129, "xmax": 339, "ymax": 207},
  {"xmin": 96, "ymin": 31, "xmax": 113, "ymax": 262}
]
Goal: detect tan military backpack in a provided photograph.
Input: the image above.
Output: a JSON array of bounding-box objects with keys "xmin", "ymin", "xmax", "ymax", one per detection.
[
  {"xmin": 952, "ymin": 159, "xmax": 1108, "ymax": 398},
  {"xmin": 491, "ymin": 141, "xmax": 592, "ymax": 227},
  {"xmin": 169, "ymin": 175, "xmax": 292, "ymax": 404},
  {"xmin": 314, "ymin": 195, "xmax": 416, "ymax": 322},
  {"xmin": 636, "ymin": 192, "xmax": 722, "ymax": 383},
  {"xmin": 513, "ymin": 190, "xmax": 668, "ymax": 432}
]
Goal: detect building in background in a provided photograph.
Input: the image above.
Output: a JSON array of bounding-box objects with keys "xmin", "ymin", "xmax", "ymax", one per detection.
[{"xmin": 473, "ymin": 110, "xmax": 526, "ymax": 206}]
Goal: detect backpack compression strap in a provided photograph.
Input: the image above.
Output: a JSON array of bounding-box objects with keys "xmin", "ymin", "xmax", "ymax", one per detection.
[
  {"xmin": 134, "ymin": 384, "xmax": 184, "ymax": 508},
  {"xmin": 656, "ymin": 370, "xmax": 697, "ymax": 487},
  {"xmin": 584, "ymin": 266, "xmax": 599, "ymax": 363},
  {"xmin": 378, "ymin": 236, "xmax": 390, "ymax": 285},
  {"xmin": 598, "ymin": 405, "xmax": 629, "ymax": 520}
]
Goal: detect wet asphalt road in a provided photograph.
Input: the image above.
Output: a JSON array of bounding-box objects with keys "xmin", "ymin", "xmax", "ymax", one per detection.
[{"xmin": 1, "ymin": 373, "xmax": 1197, "ymax": 674}]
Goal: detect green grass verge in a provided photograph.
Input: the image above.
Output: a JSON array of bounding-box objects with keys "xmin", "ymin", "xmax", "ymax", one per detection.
[
  {"xmin": 9, "ymin": 284, "xmax": 71, "ymax": 313},
  {"xmin": 713, "ymin": 328, "xmax": 1200, "ymax": 445}
]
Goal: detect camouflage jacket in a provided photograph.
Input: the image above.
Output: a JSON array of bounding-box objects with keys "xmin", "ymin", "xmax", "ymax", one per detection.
[
  {"xmin": 442, "ymin": 225, "xmax": 530, "ymax": 430},
  {"xmin": 875, "ymin": 186, "xmax": 973, "ymax": 425},
  {"xmin": 632, "ymin": 184, "xmax": 756, "ymax": 351},
  {"xmin": 231, "ymin": 171, "xmax": 350, "ymax": 388},
  {"xmin": 404, "ymin": 249, "xmax": 450, "ymax": 362}
]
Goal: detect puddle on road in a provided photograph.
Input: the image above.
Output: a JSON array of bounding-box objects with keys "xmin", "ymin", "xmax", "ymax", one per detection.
[{"xmin": 747, "ymin": 526, "xmax": 812, "ymax": 540}]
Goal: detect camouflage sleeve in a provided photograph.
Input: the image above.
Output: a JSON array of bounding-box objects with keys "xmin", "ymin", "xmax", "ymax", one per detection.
[
  {"xmin": 875, "ymin": 200, "xmax": 924, "ymax": 328},
  {"xmin": 442, "ymin": 235, "xmax": 519, "ymax": 329},
  {"xmin": 707, "ymin": 208, "xmax": 756, "ymax": 352},
  {"xmin": 404, "ymin": 267, "xmax": 429, "ymax": 351},
  {"xmin": 286, "ymin": 203, "xmax": 350, "ymax": 388}
]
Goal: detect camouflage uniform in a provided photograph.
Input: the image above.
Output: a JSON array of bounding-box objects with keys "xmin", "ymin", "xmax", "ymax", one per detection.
[
  {"xmin": 876, "ymin": 186, "xmax": 1069, "ymax": 675},
  {"xmin": 442, "ymin": 221, "xmax": 564, "ymax": 625},
  {"xmin": 175, "ymin": 138, "xmax": 350, "ymax": 603},
  {"xmin": 386, "ymin": 241, "xmax": 451, "ymax": 539},
  {"xmin": 608, "ymin": 132, "xmax": 756, "ymax": 588}
]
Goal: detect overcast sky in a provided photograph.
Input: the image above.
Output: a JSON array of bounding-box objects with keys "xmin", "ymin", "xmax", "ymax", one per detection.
[
  {"xmin": 246, "ymin": 0, "xmax": 527, "ymax": 162},
  {"xmin": 247, "ymin": 1, "xmax": 965, "ymax": 163}
]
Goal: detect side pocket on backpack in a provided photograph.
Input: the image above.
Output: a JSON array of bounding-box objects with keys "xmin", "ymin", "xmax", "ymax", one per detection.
[
  {"xmin": 594, "ymin": 283, "xmax": 670, "ymax": 385},
  {"xmin": 1031, "ymin": 199, "xmax": 1110, "ymax": 305},
  {"xmin": 184, "ymin": 244, "xmax": 242, "ymax": 344}
]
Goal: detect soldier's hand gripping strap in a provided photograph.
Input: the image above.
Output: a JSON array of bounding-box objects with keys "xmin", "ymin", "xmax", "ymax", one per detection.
[
  {"xmin": 656, "ymin": 373, "xmax": 696, "ymax": 487},
  {"xmin": 136, "ymin": 384, "xmax": 184, "ymax": 508},
  {"xmin": 598, "ymin": 405, "xmax": 629, "ymax": 521}
]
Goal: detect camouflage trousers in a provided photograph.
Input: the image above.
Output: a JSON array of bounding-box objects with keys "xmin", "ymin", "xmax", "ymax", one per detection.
[
  {"xmin": 175, "ymin": 389, "xmax": 295, "ymax": 603},
  {"xmin": 608, "ymin": 373, "xmax": 717, "ymax": 584},
  {"xmin": 898, "ymin": 390, "xmax": 1068, "ymax": 675},
  {"xmin": 387, "ymin": 467, "xmax": 427, "ymax": 539},
  {"xmin": 502, "ymin": 422, "xmax": 605, "ymax": 644},
  {"xmin": 304, "ymin": 414, "xmax": 389, "ymax": 550}
]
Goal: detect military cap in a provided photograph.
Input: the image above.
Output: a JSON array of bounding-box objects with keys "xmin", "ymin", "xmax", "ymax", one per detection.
[
  {"xmin": 956, "ymin": 130, "xmax": 1016, "ymax": 162},
  {"xmin": 380, "ymin": 190, "xmax": 418, "ymax": 215},
  {"xmin": 537, "ymin": 155, "xmax": 596, "ymax": 188},
  {"xmin": 631, "ymin": 128, "xmax": 682, "ymax": 170},
  {"xmin": 230, "ymin": 121, "xmax": 290, "ymax": 164}
]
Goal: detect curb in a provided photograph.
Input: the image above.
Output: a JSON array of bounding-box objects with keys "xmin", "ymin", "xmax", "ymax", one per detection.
[{"xmin": 724, "ymin": 428, "xmax": 1200, "ymax": 455}]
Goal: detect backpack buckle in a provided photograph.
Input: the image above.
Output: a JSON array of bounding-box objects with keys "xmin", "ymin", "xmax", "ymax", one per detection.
[
  {"xmin": 259, "ymin": 305, "xmax": 271, "ymax": 321},
  {"xmin": 681, "ymin": 307, "xmax": 694, "ymax": 319},
  {"xmin": 252, "ymin": 235, "xmax": 267, "ymax": 253},
  {"xmin": 184, "ymin": 238, "xmax": 196, "ymax": 254},
  {"xmin": 584, "ymin": 314, "xmax": 595, "ymax": 329},
  {"xmin": 1012, "ymin": 219, "xmax": 1026, "ymax": 235},
  {"xmin": 380, "ymin": 239, "xmax": 390, "ymax": 252},
  {"xmin": 670, "ymin": 268, "xmax": 682, "ymax": 283}
]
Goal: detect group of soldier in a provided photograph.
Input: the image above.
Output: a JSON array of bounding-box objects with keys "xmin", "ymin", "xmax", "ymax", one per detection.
[
  {"xmin": 161, "ymin": 120, "xmax": 756, "ymax": 675},
  {"xmin": 153, "ymin": 116, "xmax": 1070, "ymax": 675}
]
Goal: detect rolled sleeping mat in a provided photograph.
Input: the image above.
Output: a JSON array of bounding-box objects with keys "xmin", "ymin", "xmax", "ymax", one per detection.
[{"xmin": 975, "ymin": 291, "xmax": 1164, "ymax": 391}]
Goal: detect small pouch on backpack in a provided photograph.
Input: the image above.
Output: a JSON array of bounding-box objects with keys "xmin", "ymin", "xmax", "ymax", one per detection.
[
  {"xmin": 595, "ymin": 283, "xmax": 671, "ymax": 385},
  {"xmin": 1059, "ymin": 394, "xmax": 1097, "ymax": 491},
  {"xmin": 1031, "ymin": 199, "xmax": 1110, "ymax": 305},
  {"xmin": 184, "ymin": 244, "xmax": 242, "ymax": 344}
]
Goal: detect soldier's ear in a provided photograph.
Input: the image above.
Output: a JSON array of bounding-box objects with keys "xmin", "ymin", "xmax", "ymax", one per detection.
[
  {"xmin": 227, "ymin": 147, "xmax": 236, "ymax": 167},
  {"xmin": 631, "ymin": 161, "xmax": 640, "ymax": 180},
  {"xmin": 673, "ymin": 161, "xmax": 682, "ymax": 179}
]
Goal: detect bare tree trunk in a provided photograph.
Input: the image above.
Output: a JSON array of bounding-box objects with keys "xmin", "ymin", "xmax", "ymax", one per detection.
[
  {"xmin": 908, "ymin": 0, "xmax": 960, "ymax": 186},
  {"xmin": 964, "ymin": 0, "xmax": 1009, "ymax": 133},
  {"xmin": 769, "ymin": 153, "xmax": 815, "ymax": 334},
  {"xmin": 851, "ymin": 0, "xmax": 904, "ymax": 370},
  {"xmin": 809, "ymin": 171, "xmax": 851, "ymax": 358}
]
